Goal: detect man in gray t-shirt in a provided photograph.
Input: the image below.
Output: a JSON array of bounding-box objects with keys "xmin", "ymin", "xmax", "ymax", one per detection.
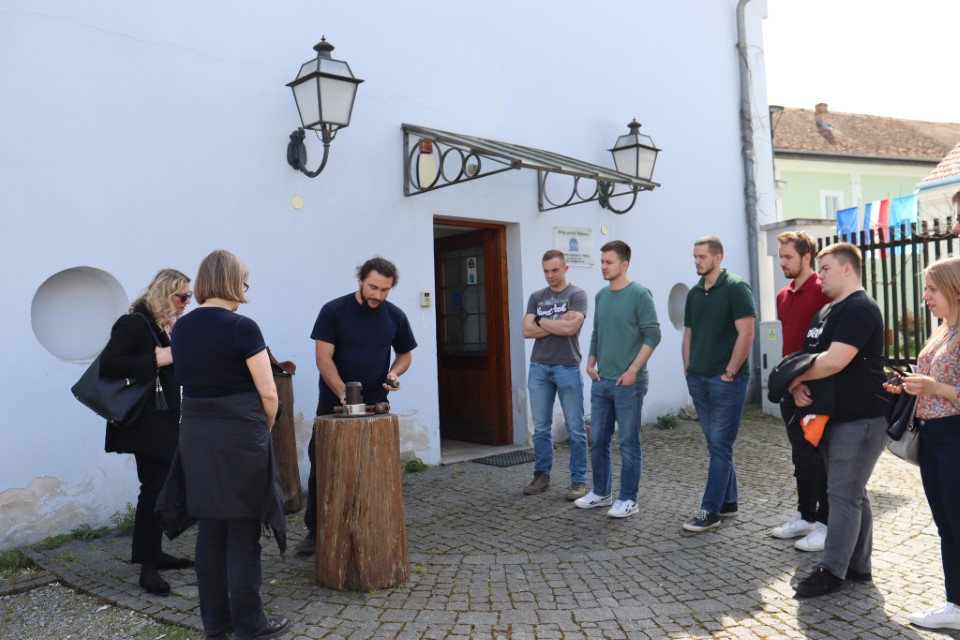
[{"xmin": 522, "ymin": 250, "xmax": 589, "ymax": 500}]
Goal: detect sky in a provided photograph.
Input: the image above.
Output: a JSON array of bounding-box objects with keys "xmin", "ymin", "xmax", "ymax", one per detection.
[{"xmin": 763, "ymin": 0, "xmax": 959, "ymax": 123}]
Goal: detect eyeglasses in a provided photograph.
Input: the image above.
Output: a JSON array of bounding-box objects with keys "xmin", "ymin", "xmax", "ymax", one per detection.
[
  {"xmin": 172, "ymin": 292, "xmax": 193, "ymax": 303},
  {"xmin": 243, "ymin": 282, "xmax": 250, "ymax": 293}
]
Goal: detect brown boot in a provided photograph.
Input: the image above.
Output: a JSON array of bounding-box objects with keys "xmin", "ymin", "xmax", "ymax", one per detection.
[{"xmin": 523, "ymin": 471, "xmax": 550, "ymax": 495}]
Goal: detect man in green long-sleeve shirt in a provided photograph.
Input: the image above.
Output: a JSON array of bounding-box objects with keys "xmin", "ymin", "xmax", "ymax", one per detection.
[{"xmin": 574, "ymin": 240, "xmax": 661, "ymax": 518}]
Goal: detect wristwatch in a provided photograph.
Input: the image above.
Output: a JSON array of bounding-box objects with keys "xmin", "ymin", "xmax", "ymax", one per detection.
[{"xmin": 723, "ymin": 369, "xmax": 736, "ymax": 379}]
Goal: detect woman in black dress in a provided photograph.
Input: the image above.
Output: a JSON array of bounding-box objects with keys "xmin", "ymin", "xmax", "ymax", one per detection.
[{"xmin": 100, "ymin": 268, "xmax": 194, "ymax": 594}]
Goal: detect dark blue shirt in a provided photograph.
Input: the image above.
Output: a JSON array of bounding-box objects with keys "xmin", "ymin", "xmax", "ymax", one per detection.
[
  {"xmin": 311, "ymin": 293, "xmax": 418, "ymax": 408},
  {"xmin": 172, "ymin": 307, "xmax": 267, "ymax": 397}
]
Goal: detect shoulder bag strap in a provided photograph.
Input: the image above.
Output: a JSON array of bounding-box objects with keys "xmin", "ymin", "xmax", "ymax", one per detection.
[{"xmin": 132, "ymin": 312, "xmax": 162, "ymax": 348}]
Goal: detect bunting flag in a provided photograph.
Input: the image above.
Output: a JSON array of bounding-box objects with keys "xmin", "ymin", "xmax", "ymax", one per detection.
[
  {"xmin": 889, "ymin": 194, "xmax": 918, "ymax": 232},
  {"xmin": 836, "ymin": 206, "xmax": 859, "ymax": 239},
  {"xmin": 864, "ymin": 199, "xmax": 890, "ymax": 241}
]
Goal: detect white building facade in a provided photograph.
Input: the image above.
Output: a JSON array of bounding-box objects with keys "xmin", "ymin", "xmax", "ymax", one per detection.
[{"xmin": 0, "ymin": 0, "xmax": 776, "ymax": 547}]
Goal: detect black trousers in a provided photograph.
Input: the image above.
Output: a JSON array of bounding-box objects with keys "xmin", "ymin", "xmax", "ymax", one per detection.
[
  {"xmin": 785, "ymin": 419, "xmax": 829, "ymax": 525},
  {"xmin": 304, "ymin": 400, "xmax": 336, "ymax": 533},
  {"xmin": 918, "ymin": 415, "xmax": 960, "ymax": 605},
  {"xmin": 131, "ymin": 454, "xmax": 170, "ymax": 565},
  {"xmin": 195, "ymin": 518, "xmax": 268, "ymax": 638}
]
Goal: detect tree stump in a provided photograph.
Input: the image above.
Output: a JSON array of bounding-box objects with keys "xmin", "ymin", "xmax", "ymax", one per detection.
[
  {"xmin": 271, "ymin": 372, "xmax": 302, "ymax": 514},
  {"xmin": 314, "ymin": 413, "xmax": 409, "ymax": 591}
]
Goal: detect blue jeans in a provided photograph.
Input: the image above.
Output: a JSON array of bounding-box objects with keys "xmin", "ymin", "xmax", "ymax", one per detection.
[
  {"xmin": 528, "ymin": 362, "xmax": 587, "ymax": 483},
  {"xmin": 686, "ymin": 374, "xmax": 748, "ymax": 514},
  {"xmin": 589, "ymin": 377, "xmax": 647, "ymax": 502}
]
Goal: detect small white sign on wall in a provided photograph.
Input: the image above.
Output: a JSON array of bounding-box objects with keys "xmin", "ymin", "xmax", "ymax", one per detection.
[
  {"xmin": 554, "ymin": 226, "xmax": 593, "ymax": 267},
  {"xmin": 465, "ymin": 256, "xmax": 478, "ymax": 284}
]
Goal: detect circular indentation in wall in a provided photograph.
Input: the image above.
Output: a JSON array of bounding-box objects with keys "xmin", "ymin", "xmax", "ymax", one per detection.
[
  {"xmin": 31, "ymin": 267, "xmax": 128, "ymax": 361},
  {"xmin": 667, "ymin": 283, "xmax": 689, "ymax": 331}
]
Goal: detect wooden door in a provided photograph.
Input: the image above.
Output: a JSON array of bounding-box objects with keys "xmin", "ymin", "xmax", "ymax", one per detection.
[{"xmin": 434, "ymin": 223, "xmax": 512, "ymax": 444}]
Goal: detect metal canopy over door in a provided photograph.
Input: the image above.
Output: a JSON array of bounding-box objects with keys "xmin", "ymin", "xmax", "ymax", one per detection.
[{"xmin": 433, "ymin": 221, "xmax": 512, "ymax": 445}]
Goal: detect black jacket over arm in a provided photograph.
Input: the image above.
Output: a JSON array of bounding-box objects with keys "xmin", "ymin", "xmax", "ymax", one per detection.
[{"xmin": 99, "ymin": 302, "xmax": 180, "ymax": 462}]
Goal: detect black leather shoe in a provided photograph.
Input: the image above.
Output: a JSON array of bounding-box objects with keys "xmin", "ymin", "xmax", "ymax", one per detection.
[
  {"xmin": 158, "ymin": 552, "xmax": 195, "ymax": 570},
  {"xmin": 846, "ymin": 568, "xmax": 873, "ymax": 582},
  {"xmin": 138, "ymin": 566, "xmax": 171, "ymax": 595},
  {"xmin": 248, "ymin": 616, "xmax": 289, "ymax": 639},
  {"xmin": 294, "ymin": 532, "xmax": 316, "ymax": 556},
  {"xmin": 795, "ymin": 566, "xmax": 843, "ymax": 597},
  {"xmin": 205, "ymin": 624, "xmax": 233, "ymax": 639}
]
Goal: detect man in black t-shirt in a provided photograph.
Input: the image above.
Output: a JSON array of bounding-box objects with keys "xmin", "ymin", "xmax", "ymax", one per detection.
[
  {"xmin": 786, "ymin": 243, "xmax": 889, "ymax": 597},
  {"xmin": 294, "ymin": 257, "xmax": 418, "ymax": 555}
]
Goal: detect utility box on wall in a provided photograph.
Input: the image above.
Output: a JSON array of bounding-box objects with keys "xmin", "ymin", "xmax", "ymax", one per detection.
[{"xmin": 759, "ymin": 320, "xmax": 783, "ymax": 416}]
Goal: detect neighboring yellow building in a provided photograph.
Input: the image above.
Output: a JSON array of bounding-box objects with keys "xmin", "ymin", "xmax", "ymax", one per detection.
[{"xmin": 772, "ymin": 103, "xmax": 960, "ymax": 221}]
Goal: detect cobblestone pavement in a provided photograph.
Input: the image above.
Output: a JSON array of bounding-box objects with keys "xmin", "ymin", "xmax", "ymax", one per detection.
[{"xmin": 14, "ymin": 410, "xmax": 959, "ymax": 639}]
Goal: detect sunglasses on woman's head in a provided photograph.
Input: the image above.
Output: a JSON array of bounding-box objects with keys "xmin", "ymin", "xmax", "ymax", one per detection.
[{"xmin": 172, "ymin": 292, "xmax": 193, "ymax": 303}]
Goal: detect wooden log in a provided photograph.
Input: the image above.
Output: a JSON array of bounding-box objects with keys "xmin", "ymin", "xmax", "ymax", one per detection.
[
  {"xmin": 314, "ymin": 413, "xmax": 409, "ymax": 591},
  {"xmin": 272, "ymin": 372, "xmax": 302, "ymax": 514}
]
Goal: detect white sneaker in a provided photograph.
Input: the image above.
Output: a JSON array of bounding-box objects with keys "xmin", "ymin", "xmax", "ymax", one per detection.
[
  {"xmin": 606, "ymin": 499, "xmax": 639, "ymax": 518},
  {"xmin": 771, "ymin": 511, "xmax": 817, "ymax": 539},
  {"xmin": 574, "ymin": 491, "xmax": 613, "ymax": 509},
  {"xmin": 794, "ymin": 522, "xmax": 827, "ymax": 551},
  {"xmin": 909, "ymin": 602, "xmax": 960, "ymax": 630}
]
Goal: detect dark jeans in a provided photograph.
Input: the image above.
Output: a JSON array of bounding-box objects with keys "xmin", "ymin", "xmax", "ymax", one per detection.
[
  {"xmin": 131, "ymin": 454, "xmax": 169, "ymax": 565},
  {"xmin": 784, "ymin": 419, "xmax": 829, "ymax": 525},
  {"xmin": 918, "ymin": 415, "xmax": 960, "ymax": 605},
  {"xmin": 304, "ymin": 400, "xmax": 336, "ymax": 533},
  {"xmin": 686, "ymin": 374, "xmax": 749, "ymax": 514},
  {"xmin": 195, "ymin": 518, "xmax": 268, "ymax": 638}
]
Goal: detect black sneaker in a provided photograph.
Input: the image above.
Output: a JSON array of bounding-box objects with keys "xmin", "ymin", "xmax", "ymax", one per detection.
[
  {"xmin": 682, "ymin": 509, "xmax": 721, "ymax": 532},
  {"xmin": 720, "ymin": 501, "xmax": 738, "ymax": 517},
  {"xmin": 846, "ymin": 568, "xmax": 873, "ymax": 582},
  {"xmin": 795, "ymin": 566, "xmax": 844, "ymax": 597}
]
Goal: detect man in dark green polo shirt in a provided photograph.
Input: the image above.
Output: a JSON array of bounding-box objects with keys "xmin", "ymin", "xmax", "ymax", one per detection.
[{"xmin": 681, "ymin": 236, "xmax": 756, "ymax": 532}]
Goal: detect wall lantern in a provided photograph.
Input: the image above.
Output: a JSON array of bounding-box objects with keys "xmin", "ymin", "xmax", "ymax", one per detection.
[
  {"xmin": 598, "ymin": 119, "xmax": 661, "ymax": 214},
  {"xmin": 286, "ymin": 38, "xmax": 364, "ymax": 178}
]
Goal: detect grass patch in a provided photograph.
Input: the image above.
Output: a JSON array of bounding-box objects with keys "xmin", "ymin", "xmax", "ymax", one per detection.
[
  {"xmin": 655, "ymin": 412, "xmax": 679, "ymax": 430},
  {"xmin": 404, "ymin": 458, "xmax": 428, "ymax": 473},
  {"xmin": 0, "ymin": 549, "xmax": 32, "ymax": 578},
  {"xmin": 35, "ymin": 523, "xmax": 111, "ymax": 551},
  {"xmin": 110, "ymin": 503, "xmax": 137, "ymax": 536}
]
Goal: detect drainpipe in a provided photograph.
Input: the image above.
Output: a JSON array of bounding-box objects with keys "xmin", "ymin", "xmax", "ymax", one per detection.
[{"xmin": 736, "ymin": 0, "xmax": 762, "ymax": 402}]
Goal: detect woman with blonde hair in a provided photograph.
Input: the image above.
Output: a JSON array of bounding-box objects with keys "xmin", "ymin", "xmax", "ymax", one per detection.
[
  {"xmin": 884, "ymin": 256, "xmax": 960, "ymax": 631},
  {"xmin": 171, "ymin": 249, "xmax": 287, "ymax": 640},
  {"xmin": 100, "ymin": 268, "xmax": 193, "ymax": 595}
]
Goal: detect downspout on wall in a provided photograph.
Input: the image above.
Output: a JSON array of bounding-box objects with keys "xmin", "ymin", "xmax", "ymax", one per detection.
[{"xmin": 736, "ymin": 0, "xmax": 762, "ymax": 401}]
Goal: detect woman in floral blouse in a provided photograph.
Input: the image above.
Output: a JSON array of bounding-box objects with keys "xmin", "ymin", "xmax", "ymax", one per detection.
[{"xmin": 885, "ymin": 256, "xmax": 960, "ymax": 631}]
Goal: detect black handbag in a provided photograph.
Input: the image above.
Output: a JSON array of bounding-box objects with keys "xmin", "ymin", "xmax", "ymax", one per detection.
[{"xmin": 71, "ymin": 312, "xmax": 169, "ymax": 426}]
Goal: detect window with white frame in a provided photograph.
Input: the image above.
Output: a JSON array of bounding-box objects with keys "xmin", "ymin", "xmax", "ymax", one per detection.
[{"xmin": 820, "ymin": 190, "xmax": 844, "ymax": 218}]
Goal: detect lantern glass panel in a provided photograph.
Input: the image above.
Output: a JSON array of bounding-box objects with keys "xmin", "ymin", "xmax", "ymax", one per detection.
[
  {"xmin": 292, "ymin": 78, "xmax": 320, "ymax": 128},
  {"xmin": 318, "ymin": 76, "xmax": 357, "ymax": 127},
  {"xmin": 612, "ymin": 147, "xmax": 637, "ymax": 178},
  {"xmin": 636, "ymin": 147, "xmax": 657, "ymax": 181}
]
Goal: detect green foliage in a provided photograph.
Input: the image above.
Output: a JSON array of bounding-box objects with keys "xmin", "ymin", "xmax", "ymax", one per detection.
[
  {"xmin": 655, "ymin": 412, "xmax": 679, "ymax": 430},
  {"xmin": 110, "ymin": 503, "xmax": 137, "ymax": 536},
  {"xmin": 404, "ymin": 458, "xmax": 428, "ymax": 473},
  {"xmin": 0, "ymin": 549, "xmax": 32, "ymax": 578},
  {"xmin": 35, "ymin": 523, "xmax": 110, "ymax": 551}
]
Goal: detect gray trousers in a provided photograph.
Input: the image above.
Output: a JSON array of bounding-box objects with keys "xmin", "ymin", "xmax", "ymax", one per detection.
[{"xmin": 818, "ymin": 415, "xmax": 889, "ymax": 579}]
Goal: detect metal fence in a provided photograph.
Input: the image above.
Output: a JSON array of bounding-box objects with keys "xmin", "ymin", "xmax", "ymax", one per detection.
[{"xmin": 817, "ymin": 218, "xmax": 958, "ymax": 368}]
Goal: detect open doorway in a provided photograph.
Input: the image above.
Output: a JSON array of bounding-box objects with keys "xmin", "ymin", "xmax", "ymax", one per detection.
[{"xmin": 433, "ymin": 219, "xmax": 513, "ymax": 449}]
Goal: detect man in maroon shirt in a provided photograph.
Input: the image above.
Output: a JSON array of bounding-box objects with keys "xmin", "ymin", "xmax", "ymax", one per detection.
[{"xmin": 771, "ymin": 231, "xmax": 834, "ymax": 551}]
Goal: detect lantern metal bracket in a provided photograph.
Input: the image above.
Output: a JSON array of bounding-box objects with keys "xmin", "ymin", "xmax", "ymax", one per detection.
[
  {"xmin": 402, "ymin": 124, "xmax": 658, "ymax": 213},
  {"xmin": 287, "ymin": 127, "xmax": 337, "ymax": 178}
]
